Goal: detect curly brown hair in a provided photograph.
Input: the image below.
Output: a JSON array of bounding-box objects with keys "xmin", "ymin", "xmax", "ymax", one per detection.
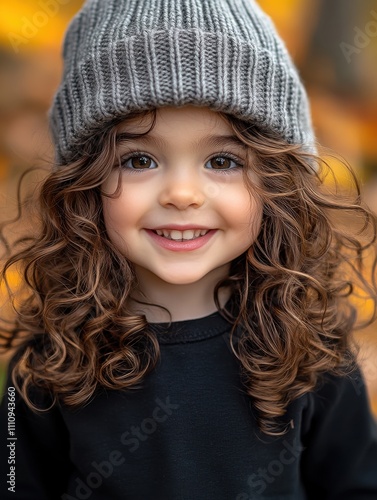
[{"xmin": 1, "ymin": 108, "xmax": 376, "ymax": 435}]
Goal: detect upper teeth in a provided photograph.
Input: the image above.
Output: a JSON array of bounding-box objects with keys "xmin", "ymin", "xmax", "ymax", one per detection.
[{"xmin": 155, "ymin": 229, "xmax": 210, "ymax": 240}]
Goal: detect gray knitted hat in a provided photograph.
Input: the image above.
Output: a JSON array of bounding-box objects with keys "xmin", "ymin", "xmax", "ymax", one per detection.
[{"xmin": 48, "ymin": 0, "xmax": 316, "ymax": 166}]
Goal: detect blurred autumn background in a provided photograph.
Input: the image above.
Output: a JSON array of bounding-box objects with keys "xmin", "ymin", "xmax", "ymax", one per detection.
[{"xmin": 0, "ymin": 0, "xmax": 377, "ymax": 414}]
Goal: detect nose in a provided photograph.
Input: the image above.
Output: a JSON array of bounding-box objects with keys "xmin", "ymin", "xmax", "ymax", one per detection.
[{"xmin": 158, "ymin": 167, "xmax": 206, "ymax": 210}]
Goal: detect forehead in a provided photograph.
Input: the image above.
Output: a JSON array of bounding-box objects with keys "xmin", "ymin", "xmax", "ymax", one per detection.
[
  {"xmin": 119, "ymin": 105, "xmax": 233, "ymax": 133},
  {"xmin": 115, "ymin": 105, "xmax": 246, "ymax": 150}
]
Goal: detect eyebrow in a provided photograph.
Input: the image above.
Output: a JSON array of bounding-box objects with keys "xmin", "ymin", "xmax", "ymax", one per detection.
[{"xmin": 115, "ymin": 133, "xmax": 247, "ymax": 151}]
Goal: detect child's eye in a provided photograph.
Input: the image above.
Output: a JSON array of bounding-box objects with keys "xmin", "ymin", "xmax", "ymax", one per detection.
[
  {"xmin": 121, "ymin": 153, "xmax": 157, "ymax": 170},
  {"xmin": 119, "ymin": 152, "xmax": 243, "ymax": 174},
  {"xmin": 205, "ymin": 154, "xmax": 243, "ymax": 173}
]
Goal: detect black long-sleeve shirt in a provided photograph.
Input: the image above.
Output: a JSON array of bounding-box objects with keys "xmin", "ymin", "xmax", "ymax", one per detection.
[{"xmin": 1, "ymin": 308, "xmax": 377, "ymax": 499}]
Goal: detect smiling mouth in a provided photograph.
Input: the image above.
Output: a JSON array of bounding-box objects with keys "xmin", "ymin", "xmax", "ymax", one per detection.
[{"xmin": 151, "ymin": 229, "xmax": 211, "ymax": 241}]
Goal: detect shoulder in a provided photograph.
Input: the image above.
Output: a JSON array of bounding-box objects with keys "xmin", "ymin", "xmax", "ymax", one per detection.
[
  {"xmin": 310, "ymin": 364, "xmax": 367, "ymax": 409},
  {"xmin": 298, "ymin": 364, "xmax": 377, "ymax": 497},
  {"xmin": 301, "ymin": 363, "xmax": 376, "ymax": 437}
]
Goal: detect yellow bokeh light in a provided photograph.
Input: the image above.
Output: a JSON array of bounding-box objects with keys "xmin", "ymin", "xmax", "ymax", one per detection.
[{"xmin": 0, "ymin": 1, "xmax": 83, "ymax": 51}]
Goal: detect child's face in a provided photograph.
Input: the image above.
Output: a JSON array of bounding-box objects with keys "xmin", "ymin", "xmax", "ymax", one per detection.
[{"xmin": 101, "ymin": 105, "xmax": 262, "ymax": 290}]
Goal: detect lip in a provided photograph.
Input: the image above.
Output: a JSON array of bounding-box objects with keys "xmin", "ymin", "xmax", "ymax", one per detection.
[
  {"xmin": 149, "ymin": 224, "xmax": 212, "ymax": 231},
  {"xmin": 144, "ymin": 229, "xmax": 218, "ymax": 252}
]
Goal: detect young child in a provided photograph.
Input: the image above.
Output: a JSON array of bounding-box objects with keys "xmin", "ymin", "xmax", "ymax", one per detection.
[{"xmin": 1, "ymin": 1, "xmax": 377, "ymax": 499}]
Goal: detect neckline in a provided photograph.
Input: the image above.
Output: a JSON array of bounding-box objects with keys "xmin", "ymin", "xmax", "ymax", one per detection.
[{"xmin": 148, "ymin": 297, "xmax": 235, "ymax": 344}]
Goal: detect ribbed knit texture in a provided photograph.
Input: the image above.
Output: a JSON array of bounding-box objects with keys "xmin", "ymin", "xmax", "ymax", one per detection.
[{"xmin": 48, "ymin": 0, "xmax": 317, "ymax": 166}]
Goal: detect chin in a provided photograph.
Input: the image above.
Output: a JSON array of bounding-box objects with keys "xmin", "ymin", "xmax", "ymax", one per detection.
[{"xmin": 156, "ymin": 273, "xmax": 206, "ymax": 286}]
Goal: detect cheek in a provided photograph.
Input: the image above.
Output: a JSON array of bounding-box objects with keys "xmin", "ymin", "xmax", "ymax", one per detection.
[
  {"xmin": 249, "ymin": 196, "xmax": 263, "ymax": 238},
  {"xmin": 101, "ymin": 182, "xmax": 144, "ymax": 231},
  {"xmin": 101, "ymin": 195, "xmax": 132, "ymax": 238},
  {"xmin": 220, "ymin": 186, "xmax": 262, "ymax": 237}
]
